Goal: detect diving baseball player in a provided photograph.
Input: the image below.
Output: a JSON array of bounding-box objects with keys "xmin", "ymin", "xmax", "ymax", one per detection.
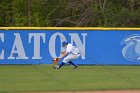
[{"xmin": 53, "ymin": 41, "xmax": 80, "ymax": 69}]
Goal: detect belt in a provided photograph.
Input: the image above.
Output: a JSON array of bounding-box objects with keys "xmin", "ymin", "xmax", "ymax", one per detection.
[{"xmin": 72, "ymin": 53, "xmax": 80, "ymax": 55}]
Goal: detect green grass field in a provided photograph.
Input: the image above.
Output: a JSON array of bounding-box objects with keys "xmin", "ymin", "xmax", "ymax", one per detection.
[{"xmin": 0, "ymin": 65, "xmax": 140, "ymax": 93}]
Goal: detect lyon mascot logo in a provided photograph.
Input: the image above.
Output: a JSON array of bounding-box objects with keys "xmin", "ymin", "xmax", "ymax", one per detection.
[{"xmin": 121, "ymin": 34, "xmax": 140, "ymax": 62}]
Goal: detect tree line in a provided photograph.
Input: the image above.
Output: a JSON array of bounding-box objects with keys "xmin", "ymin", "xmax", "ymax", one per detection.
[{"xmin": 0, "ymin": 0, "xmax": 140, "ymax": 27}]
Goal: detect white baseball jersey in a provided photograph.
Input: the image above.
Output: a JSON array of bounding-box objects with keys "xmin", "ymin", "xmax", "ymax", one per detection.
[
  {"xmin": 66, "ymin": 44, "xmax": 79, "ymax": 54},
  {"xmin": 63, "ymin": 43, "xmax": 80, "ymax": 63}
]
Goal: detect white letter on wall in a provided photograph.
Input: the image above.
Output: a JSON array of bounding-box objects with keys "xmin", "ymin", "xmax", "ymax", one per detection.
[
  {"xmin": 69, "ymin": 33, "xmax": 87, "ymax": 59},
  {"xmin": 49, "ymin": 32, "xmax": 66, "ymax": 58},
  {"xmin": 29, "ymin": 33, "xmax": 45, "ymax": 59},
  {"xmin": 0, "ymin": 33, "xmax": 4, "ymax": 59},
  {"xmin": 8, "ymin": 33, "xmax": 28, "ymax": 59}
]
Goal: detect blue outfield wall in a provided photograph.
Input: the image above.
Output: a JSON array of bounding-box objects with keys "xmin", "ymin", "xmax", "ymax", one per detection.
[{"xmin": 0, "ymin": 29, "xmax": 140, "ymax": 65}]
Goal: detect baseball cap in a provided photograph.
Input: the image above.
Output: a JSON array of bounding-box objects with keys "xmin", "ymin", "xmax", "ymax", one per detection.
[{"xmin": 62, "ymin": 41, "xmax": 68, "ymax": 47}]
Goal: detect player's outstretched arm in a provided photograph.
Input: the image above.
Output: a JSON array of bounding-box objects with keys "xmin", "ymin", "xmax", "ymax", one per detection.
[{"xmin": 61, "ymin": 51, "xmax": 67, "ymax": 58}]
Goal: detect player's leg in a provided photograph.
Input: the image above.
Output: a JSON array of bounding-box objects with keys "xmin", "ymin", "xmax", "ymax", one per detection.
[
  {"xmin": 53, "ymin": 54, "xmax": 80, "ymax": 69},
  {"xmin": 53, "ymin": 55, "xmax": 71, "ymax": 69},
  {"xmin": 58, "ymin": 53, "xmax": 79, "ymax": 69},
  {"xmin": 68, "ymin": 54, "xmax": 80, "ymax": 69},
  {"xmin": 59, "ymin": 62, "xmax": 65, "ymax": 68},
  {"xmin": 68, "ymin": 61, "xmax": 78, "ymax": 68},
  {"xmin": 53, "ymin": 62, "xmax": 66, "ymax": 69},
  {"xmin": 53, "ymin": 62, "xmax": 65, "ymax": 69}
]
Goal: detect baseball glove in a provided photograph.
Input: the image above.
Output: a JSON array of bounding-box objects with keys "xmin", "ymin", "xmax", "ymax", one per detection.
[{"xmin": 52, "ymin": 58, "xmax": 60, "ymax": 64}]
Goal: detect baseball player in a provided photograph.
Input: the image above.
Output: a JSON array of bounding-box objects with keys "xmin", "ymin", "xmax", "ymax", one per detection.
[{"xmin": 53, "ymin": 41, "xmax": 80, "ymax": 69}]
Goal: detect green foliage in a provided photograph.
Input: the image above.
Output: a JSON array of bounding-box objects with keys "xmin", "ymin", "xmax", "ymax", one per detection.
[
  {"xmin": 0, "ymin": 0, "xmax": 140, "ymax": 27},
  {"xmin": 12, "ymin": 0, "xmax": 28, "ymax": 26}
]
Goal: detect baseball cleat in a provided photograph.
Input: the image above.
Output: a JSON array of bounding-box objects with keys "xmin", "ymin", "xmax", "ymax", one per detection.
[
  {"xmin": 73, "ymin": 66, "xmax": 78, "ymax": 69},
  {"xmin": 53, "ymin": 65, "xmax": 59, "ymax": 69}
]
